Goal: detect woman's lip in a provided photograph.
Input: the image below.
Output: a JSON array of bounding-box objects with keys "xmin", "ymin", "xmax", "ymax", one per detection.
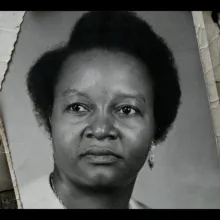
[
  {"xmin": 82, "ymin": 155, "xmax": 120, "ymax": 164},
  {"xmin": 80, "ymin": 147, "xmax": 122, "ymax": 159}
]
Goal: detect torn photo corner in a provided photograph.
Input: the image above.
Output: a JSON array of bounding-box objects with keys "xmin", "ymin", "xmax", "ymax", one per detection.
[{"xmin": 0, "ymin": 11, "xmax": 26, "ymax": 91}]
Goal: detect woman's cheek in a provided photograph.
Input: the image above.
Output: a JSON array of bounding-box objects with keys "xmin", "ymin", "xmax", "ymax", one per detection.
[
  {"xmin": 124, "ymin": 125, "xmax": 153, "ymax": 158},
  {"xmin": 124, "ymin": 141, "xmax": 150, "ymax": 174}
]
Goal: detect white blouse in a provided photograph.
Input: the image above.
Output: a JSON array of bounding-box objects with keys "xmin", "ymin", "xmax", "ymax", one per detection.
[{"xmin": 21, "ymin": 174, "xmax": 147, "ymax": 209}]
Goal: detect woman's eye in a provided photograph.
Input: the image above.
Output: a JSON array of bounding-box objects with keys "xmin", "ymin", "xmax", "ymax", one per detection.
[
  {"xmin": 67, "ymin": 104, "xmax": 88, "ymax": 113},
  {"xmin": 117, "ymin": 106, "xmax": 138, "ymax": 115}
]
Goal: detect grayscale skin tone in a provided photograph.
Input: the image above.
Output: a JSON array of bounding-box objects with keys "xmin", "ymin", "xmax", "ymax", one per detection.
[{"xmin": 50, "ymin": 49, "xmax": 155, "ymax": 209}]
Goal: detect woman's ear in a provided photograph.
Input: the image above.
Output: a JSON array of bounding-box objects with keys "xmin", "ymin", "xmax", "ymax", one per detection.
[{"xmin": 147, "ymin": 141, "xmax": 155, "ymax": 170}]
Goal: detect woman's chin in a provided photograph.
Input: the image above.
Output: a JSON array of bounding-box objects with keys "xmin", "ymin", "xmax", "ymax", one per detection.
[{"xmin": 81, "ymin": 166, "xmax": 126, "ymax": 189}]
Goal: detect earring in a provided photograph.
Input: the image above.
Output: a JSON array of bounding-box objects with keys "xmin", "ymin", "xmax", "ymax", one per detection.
[{"xmin": 147, "ymin": 143, "xmax": 155, "ymax": 170}]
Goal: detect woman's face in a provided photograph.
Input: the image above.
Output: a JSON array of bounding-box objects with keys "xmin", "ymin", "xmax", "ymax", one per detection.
[{"xmin": 51, "ymin": 50, "xmax": 155, "ymax": 189}]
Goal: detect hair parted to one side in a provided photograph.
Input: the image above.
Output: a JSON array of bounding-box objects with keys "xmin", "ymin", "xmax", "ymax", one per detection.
[{"xmin": 26, "ymin": 11, "xmax": 181, "ymax": 145}]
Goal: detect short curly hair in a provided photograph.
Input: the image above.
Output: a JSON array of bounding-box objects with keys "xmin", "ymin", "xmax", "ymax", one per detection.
[{"xmin": 26, "ymin": 11, "xmax": 181, "ymax": 145}]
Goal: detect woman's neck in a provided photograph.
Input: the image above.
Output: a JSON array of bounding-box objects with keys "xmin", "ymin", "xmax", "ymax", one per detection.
[{"xmin": 51, "ymin": 168, "xmax": 135, "ymax": 209}]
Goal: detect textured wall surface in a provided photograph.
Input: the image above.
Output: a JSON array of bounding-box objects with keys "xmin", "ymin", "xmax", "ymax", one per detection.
[
  {"xmin": 203, "ymin": 12, "xmax": 220, "ymax": 153},
  {"xmin": 1, "ymin": 11, "xmax": 220, "ymax": 209},
  {"xmin": 0, "ymin": 11, "xmax": 25, "ymax": 193},
  {"xmin": 192, "ymin": 11, "xmax": 220, "ymax": 158}
]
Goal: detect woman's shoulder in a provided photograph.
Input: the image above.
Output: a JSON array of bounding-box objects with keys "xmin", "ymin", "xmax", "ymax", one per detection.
[{"xmin": 129, "ymin": 198, "xmax": 150, "ymax": 209}]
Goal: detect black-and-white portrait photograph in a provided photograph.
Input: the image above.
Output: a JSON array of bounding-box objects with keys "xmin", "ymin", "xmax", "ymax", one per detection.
[{"xmin": 1, "ymin": 11, "xmax": 220, "ymax": 209}]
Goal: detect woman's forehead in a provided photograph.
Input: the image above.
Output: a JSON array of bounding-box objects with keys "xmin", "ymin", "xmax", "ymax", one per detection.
[
  {"xmin": 55, "ymin": 49, "xmax": 153, "ymax": 97},
  {"xmin": 61, "ymin": 49, "xmax": 147, "ymax": 75}
]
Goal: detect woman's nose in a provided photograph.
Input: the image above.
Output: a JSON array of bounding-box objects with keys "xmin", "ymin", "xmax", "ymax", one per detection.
[{"xmin": 84, "ymin": 115, "xmax": 118, "ymax": 141}]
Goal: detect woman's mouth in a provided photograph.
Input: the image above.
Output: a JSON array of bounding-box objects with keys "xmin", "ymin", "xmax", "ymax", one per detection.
[{"xmin": 80, "ymin": 147, "xmax": 122, "ymax": 165}]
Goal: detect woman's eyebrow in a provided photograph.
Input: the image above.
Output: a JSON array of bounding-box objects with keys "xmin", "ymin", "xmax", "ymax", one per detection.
[
  {"xmin": 62, "ymin": 88, "xmax": 90, "ymax": 99},
  {"xmin": 113, "ymin": 93, "xmax": 146, "ymax": 104},
  {"xmin": 62, "ymin": 89, "xmax": 146, "ymax": 104}
]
